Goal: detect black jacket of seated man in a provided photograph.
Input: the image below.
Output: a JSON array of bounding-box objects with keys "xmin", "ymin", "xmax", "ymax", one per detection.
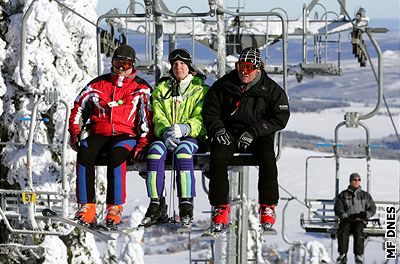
[
  {"xmin": 202, "ymin": 47, "xmax": 290, "ymax": 210},
  {"xmin": 334, "ymin": 172, "xmax": 376, "ymax": 260}
]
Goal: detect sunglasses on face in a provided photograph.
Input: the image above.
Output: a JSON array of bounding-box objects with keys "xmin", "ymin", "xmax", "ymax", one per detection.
[
  {"xmin": 112, "ymin": 59, "xmax": 133, "ymax": 71},
  {"xmin": 352, "ymin": 178, "xmax": 361, "ymax": 181},
  {"xmin": 236, "ymin": 61, "xmax": 256, "ymax": 75}
]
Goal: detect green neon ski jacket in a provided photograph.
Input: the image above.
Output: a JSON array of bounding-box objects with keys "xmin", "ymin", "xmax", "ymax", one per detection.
[{"xmin": 152, "ymin": 75, "xmax": 209, "ymax": 139}]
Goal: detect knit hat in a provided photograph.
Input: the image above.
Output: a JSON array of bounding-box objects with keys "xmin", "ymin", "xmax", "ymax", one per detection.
[
  {"xmin": 238, "ymin": 47, "xmax": 262, "ymax": 69},
  {"xmin": 168, "ymin": 48, "xmax": 195, "ymax": 74},
  {"xmin": 349, "ymin": 172, "xmax": 361, "ymax": 182},
  {"xmin": 113, "ymin": 44, "xmax": 136, "ymax": 62}
]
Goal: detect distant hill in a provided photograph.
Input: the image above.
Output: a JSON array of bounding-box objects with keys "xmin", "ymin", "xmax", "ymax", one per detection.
[{"xmin": 283, "ymin": 131, "xmax": 399, "ymax": 159}]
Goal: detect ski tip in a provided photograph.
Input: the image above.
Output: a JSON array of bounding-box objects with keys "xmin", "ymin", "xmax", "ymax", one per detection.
[
  {"xmin": 200, "ymin": 231, "xmax": 223, "ymax": 240},
  {"xmin": 200, "ymin": 224, "xmax": 229, "ymax": 240},
  {"xmin": 200, "ymin": 233, "xmax": 217, "ymax": 240},
  {"xmin": 127, "ymin": 226, "xmax": 145, "ymax": 232},
  {"xmin": 211, "ymin": 223, "xmax": 227, "ymax": 232},
  {"xmin": 262, "ymin": 227, "xmax": 278, "ymax": 235},
  {"xmin": 176, "ymin": 225, "xmax": 192, "ymax": 233}
]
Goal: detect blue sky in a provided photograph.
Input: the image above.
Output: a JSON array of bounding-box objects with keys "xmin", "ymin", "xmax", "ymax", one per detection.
[{"xmin": 96, "ymin": 0, "xmax": 400, "ymax": 20}]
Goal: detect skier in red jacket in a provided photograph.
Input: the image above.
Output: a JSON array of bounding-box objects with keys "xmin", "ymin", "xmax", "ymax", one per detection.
[{"xmin": 69, "ymin": 44, "xmax": 153, "ymax": 228}]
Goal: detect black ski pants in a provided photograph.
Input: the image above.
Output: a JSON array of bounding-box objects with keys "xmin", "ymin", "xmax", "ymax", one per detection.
[
  {"xmin": 337, "ymin": 220, "xmax": 365, "ymax": 256},
  {"xmin": 208, "ymin": 135, "xmax": 278, "ymax": 206}
]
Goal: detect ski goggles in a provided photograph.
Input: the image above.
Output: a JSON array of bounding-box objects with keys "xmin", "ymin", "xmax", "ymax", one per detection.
[
  {"xmin": 112, "ymin": 59, "xmax": 133, "ymax": 71},
  {"xmin": 235, "ymin": 61, "xmax": 257, "ymax": 75},
  {"xmin": 168, "ymin": 49, "xmax": 192, "ymax": 62}
]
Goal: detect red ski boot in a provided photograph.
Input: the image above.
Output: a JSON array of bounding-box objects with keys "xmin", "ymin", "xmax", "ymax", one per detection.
[
  {"xmin": 74, "ymin": 203, "xmax": 96, "ymax": 225},
  {"xmin": 105, "ymin": 204, "xmax": 123, "ymax": 228},
  {"xmin": 211, "ymin": 204, "xmax": 230, "ymax": 232},
  {"xmin": 259, "ymin": 204, "xmax": 276, "ymax": 229}
]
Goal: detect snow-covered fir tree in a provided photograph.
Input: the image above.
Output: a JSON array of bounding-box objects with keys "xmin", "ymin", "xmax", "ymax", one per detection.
[{"xmin": 0, "ymin": 0, "xmax": 137, "ymax": 262}]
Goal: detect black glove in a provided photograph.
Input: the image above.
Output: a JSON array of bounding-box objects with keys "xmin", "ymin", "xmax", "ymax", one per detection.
[
  {"xmin": 340, "ymin": 217, "xmax": 351, "ymax": 224},
  {"xmin": 349, "ymin": 214, "xmax": 357, "ymax": 221},
  {"xmin": 237, "ymin": 131, "xmax": 253, "ymax": 151},
  {"xmin": 358, "ymin": 211, "xmax": 367, "ymax": 219},
  {"xmin": 214, "ymin": 128, "xmax": 233, "ymax": 145},
  {"xmin": 69, "ymin": 134, "xmax": 80, "ymax": 152}
]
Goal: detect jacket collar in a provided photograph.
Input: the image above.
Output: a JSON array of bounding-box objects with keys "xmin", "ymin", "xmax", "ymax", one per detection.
[
  {"xmin": 110, "ymin": 68, "xmax": 137, "ymax": 87},
  {"xmin": 347, "ymin": 185, "xmax": 361, "ymax": 193},
  {"xmin": 223, "ymin": 70, "xmax": 266, "ymax": 96}
]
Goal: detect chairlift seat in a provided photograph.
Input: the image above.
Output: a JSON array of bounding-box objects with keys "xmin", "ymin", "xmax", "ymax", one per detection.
[
  {"xmin": 94, "ymin": 150, "xmax": 260, "ymax": 175},
  {"xmin": 300, "ymin": 63, "xmax": 341, "ymax": 76},
  {"xmin": 301, "ymin": 198, "xmax": 398, "ymax": 238}
]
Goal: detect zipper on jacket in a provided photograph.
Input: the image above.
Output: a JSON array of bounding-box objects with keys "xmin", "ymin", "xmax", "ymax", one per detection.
[{"xmin": 111, "ymin": 84, "xmax": 116, "ymax": 134}]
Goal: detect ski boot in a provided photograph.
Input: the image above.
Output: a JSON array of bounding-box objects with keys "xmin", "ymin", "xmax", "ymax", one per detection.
[
  {"xmin": 355, "ymin": 255, "xmax": 363, "ymax": 264},
  {"xmin": 336, "ymin": 254, "xmax": 347, "ymax": 264},
  {"xmin": 211, "ymin": 204, "xmax": 230, "ymax": 232},
  {"xmin": 141, "ymin": 197, "xmax": 168, "ymax": 226},
  {"xmin": 259, "ymin": 204, "xmax": 276, "ymax": 230},
  {"xmin": 105, "ymin": 204, "xmax": 123, "ymax": 229},
  {"xmin": 74, "ymin": 203, "xmax": 96, "ymax": 225},
  {"xmin": 179, "ymin": 198, "xmax": 194, "ymax": 226}
]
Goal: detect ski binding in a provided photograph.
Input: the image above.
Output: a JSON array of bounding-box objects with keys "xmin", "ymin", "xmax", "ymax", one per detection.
[{"xmin": 261, "ymin": 223, "xmax": 277, "ymax": 235}]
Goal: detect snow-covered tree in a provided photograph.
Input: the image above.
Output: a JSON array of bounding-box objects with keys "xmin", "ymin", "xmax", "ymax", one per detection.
[
  {"xmin": 0, "ymin": 0, "xmax": 104, "ymax": 262},
  {"xmin": 118, "ymin": 206, "xmax": 146, "ymax": 264}
]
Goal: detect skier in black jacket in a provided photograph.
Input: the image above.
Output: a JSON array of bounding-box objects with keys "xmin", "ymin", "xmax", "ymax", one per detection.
[
  {"xmin": 334, "ymin": 173, "xmax": 376, "ymax": 264},
  {"xmin": 202, "ymin": 47, "xmax": 290, "ymax": 231}
]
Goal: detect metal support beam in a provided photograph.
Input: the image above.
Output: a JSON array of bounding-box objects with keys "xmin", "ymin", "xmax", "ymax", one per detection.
[
  {"xmin": 238, "ymin": 166, "xmax": 249, "ymax": 264},
  {"xmin": 153, "ymin": 0, "xmax": 164, "ymax": 81},
  {"xmin": 216, "ymin": 0, "xmax": 226, "ymax": 77}
]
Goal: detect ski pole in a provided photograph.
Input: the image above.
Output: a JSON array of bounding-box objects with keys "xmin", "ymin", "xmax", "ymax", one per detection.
[{"xmin": 169, "ymin": 79, "xmax": 180, "ymax": 222}]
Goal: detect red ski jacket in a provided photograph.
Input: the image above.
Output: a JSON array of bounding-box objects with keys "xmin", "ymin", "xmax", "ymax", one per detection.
[{"xmin": 69, "ymin": 70, "xmax": 154, "ymax": 147}]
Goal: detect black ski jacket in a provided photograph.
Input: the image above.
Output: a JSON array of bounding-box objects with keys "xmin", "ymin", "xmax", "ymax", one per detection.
[
  {"xmin": 202, "ymin": 70, "xmax": 290, "ymax": 139},
  {"xmin": 334, "ymin": 186, "xmax": 376, "ymax": 221}
]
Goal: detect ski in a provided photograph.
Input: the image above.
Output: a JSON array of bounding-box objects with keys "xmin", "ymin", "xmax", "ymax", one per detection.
[
  {"xmin": 141, "ymin": 221, "xmax": 192, "ymax": 233},
  {"xmin": 95, "ymin": 223, "xmax": 145, "ymax": 235},
  {"xmin": 175, "ymin": 223, "xmax": 192, "ymax": 233},
  {"xmin": 200, "ymin": 229, "xmax": 228, "ymax": 240},
  {"xmin": 42, "ymin": 209, "xmax": 115, "ymax": 241},
  {"xmin": 261, "ymin": 223, "xmax": 277, "ymax": 235},
  {"xmin": 200, "ymin": 224, "xmax": 229, "ymax": 240},
  {"xmin": 96, "ymin": 220, "xmax": 186, "ymax": 235},
  {"xmin": 175, "ymin": 216, "xmax": 192, "ymax": 233},
  {"xmin": 261, "ymin": 227, "xmax": 278, "ymax": 235}
]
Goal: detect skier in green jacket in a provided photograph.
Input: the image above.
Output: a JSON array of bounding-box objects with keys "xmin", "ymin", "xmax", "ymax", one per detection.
[{"xmin": 141, "ymin": 48, "xmax": 209, "ymax": 227}]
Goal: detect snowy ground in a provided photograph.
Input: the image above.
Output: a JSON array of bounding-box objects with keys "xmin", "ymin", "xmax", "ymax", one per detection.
[
  {"xmin": 115, "ymin": 103, "xmax": 400, "ymax": 263},
  {"xmin": 120, "ymin": 146, "xmax": 399, "ymax": 264},
  {"xmin": 286, "ymin": 105, "xmax": 400, "ymax": 140}
]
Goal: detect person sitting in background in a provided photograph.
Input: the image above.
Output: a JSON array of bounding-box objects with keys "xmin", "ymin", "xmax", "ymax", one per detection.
[
  {"xmin": 69, "ymin": 44, "xmax": 153, "ymax": 228},
  {"xmin": 142, "ymin": 48, "xmax": 208, "ymax": 226},
  {"xmin": 334, "ymin": 172, "xmax": 376, "ymax": 264}
]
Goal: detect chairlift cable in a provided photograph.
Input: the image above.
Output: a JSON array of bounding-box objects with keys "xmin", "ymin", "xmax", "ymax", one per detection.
[
  {"xmin": 52, "ymin": 0, "xmax": 97, "ymax": 28},
  {"xmin": 278, "ymin": 184, "xmax": 308, "ymax": 209},
  {"xmin": 382, "ymin": 95, "xmax": 400, "ymax": 144}
]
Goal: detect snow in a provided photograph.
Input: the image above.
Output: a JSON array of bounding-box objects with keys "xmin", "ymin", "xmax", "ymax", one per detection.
[
  {"xmin": 0, "ymin": 0, "xmax": 399, "ymax": 263},
  {"xmin": 287, "ymin": 105, "xmax": 400, "ymax": 140},
  {"xmin": 119, "ymin": 145, "xmax": 399, "ymax": 264}
]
